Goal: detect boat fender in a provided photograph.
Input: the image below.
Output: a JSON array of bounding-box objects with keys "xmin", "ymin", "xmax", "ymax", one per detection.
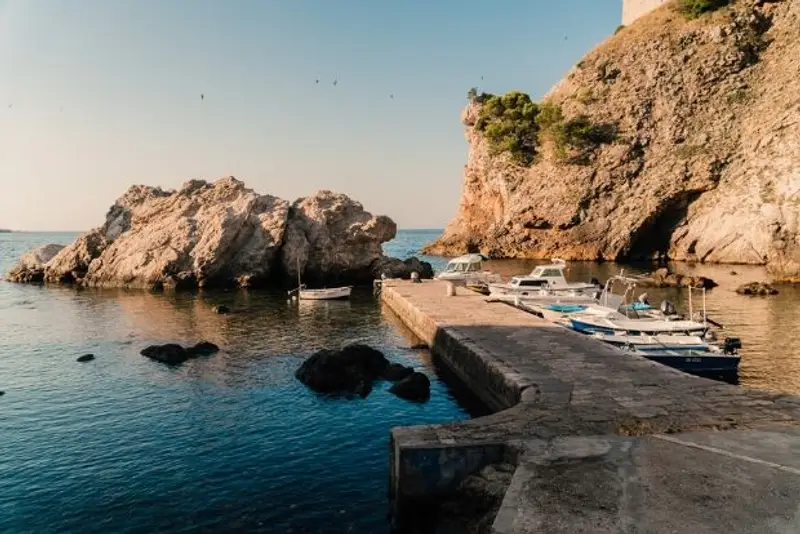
[{"xmin": 660, "ymin": 300, "xmax": 677, "ymax": 316}]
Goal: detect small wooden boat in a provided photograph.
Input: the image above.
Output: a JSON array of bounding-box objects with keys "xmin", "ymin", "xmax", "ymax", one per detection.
[
  {"xmin": 287, "ymin": 259, "xmax": 352, "ymax": 301},
  {"xmin": 295, "ymin": 285, "xmax": 352, "ymax": 300}
]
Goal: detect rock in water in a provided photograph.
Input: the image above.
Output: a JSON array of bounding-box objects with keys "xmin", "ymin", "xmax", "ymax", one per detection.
[
  {"xmin": 382, "ymin": 363, "xmax": 415, "ymax": 382},
  {"xmin": 76, "ymin": 354, "xmax": 95, "ymax": 362},
  {"xmin": 642, "ymin": 268, "xmax": 717, "ymax": 289},
  {"xmin": 736, "ymin": 282, "xmax": 779, "ymax": 296},
  {"xmin": 140, "ymin": 342, "xmax": 219, "ymax": 364},
  {"xmin": 7, "ymin": 178, "xmax": 399, "ymax": 289},
  {"xmin": 5, "ymin": 244, "xmax": 65, "ymax": 283},
  {"xmin": 371, "ymin": 257, "xmax": 435, "ymax": 280},
  {"xmin": 280, "ymin": 190, "xmax": 397, "ymax": 286},
  {"xmin": 389, "ymin": 372, "xmax": 431, "ymax": 403},
  {"xmin": 424, "ymin": 1, "xmax": 800, "ymax": 282},
  {"xmin": 213, "ymin": 305, "xmax": 231, "ymax": 315},
  {"xmin": 295, "ymin": 344, "xmax": 391, "ymax": 397}
]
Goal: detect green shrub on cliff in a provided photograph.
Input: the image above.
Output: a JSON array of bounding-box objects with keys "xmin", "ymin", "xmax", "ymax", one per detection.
[
  {"xmin": 474, "ymin": 91, "xmax": 539, "ymax": 165},
  {"xmin": 677, "ymin": 0, "xmax": 731, "ymax": 19},
  {"xmin": 473, "ymin": 91, "xmax": 616, "ymax": 165}
]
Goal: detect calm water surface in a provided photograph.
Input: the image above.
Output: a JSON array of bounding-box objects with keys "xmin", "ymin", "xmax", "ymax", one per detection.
[
  {"xmin": 2, "ymin": 230, "xmax": 799, "ymax": 534},
  {"xmin": 0, "ymin": 231, "xmax": 472, "ymax": 534}
]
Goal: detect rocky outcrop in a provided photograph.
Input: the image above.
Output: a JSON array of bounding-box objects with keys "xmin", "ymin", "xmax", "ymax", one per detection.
[
  {"xmin": 140, "ymin": 341, "xmax": 219, "ymax": 365},
  {"xmin": 638, "ymin": 267, "xmax": 718, "ymax": 289},
  {"xmin": 371, "ymin": 256, "xmax": 435, "ymax": 280},
  {"xmin": 295, "ymin": 344, "xmax": 416, "ymax": 399},
  {"xmin": 8, "ymin": 177, "xmax": 399, "ymax": 289},
  {"xmin": 425, "ymin": 0, "xmax": 800, "ymax": 281},
  {"xmin": 279, "ymin": 190, "xmax": 397, "ymax": 285},
  {"xmin": 736, "ymin": 281, "xmax": 779, "ymax": 295},
  {"xmin": 5, "ymin": 244, "xmax": 65, "ymax": 283}
]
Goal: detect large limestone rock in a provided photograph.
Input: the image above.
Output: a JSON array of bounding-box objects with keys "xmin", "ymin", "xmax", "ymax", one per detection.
[
  {"xmin": 7, "ymin": 177, "xmax": 397, "ymax": 289},
  {"xmin": 5, "ymin": 244, "xmax": 65, "ymax": 283},
  {"xmin": 280, "ymin": 190, "xmax": 397, "ymax": 285},
  {"xmin": 425, "ymin": 0, "xmax": 800, "ymax": 281}
]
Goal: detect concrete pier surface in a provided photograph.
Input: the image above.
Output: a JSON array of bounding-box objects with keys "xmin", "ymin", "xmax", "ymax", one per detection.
[{"xmin": 382, "ymin": 280, "xmax": 800, "ymax": 533}]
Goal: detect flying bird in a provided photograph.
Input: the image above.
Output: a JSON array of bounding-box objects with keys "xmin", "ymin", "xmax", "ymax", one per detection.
[
  {"xmin": 333, "ymin": 79, "xmax": 338, "ymax": 86},
  {"xmin": 316, "ymin": 78, "xmax": 319, "ymax": 84},
  {"xmin": 480, "ymin": 75, "xmax": 484, "ymax": 80},
  {"xmin": 389, "ymin": 94, "xmax": 394, "ymax": 99},
  {"xmin": 200, "ymin": 93, "xmax": 204, "ymax": 102}
]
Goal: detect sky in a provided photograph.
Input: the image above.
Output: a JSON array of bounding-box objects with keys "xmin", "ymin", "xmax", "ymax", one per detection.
[{"xmin": 0, "ymin": 0, "xmax": 620, "ymax": 231}]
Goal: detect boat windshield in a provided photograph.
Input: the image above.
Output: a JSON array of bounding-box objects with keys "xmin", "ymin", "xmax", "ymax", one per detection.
[
  {"xmin": 531, "ymin": 266, "xmax": 564, "ymax": 278},
  {"xmin": 446, "ymin": 262, "xmax": 468, "ymax": 273}
]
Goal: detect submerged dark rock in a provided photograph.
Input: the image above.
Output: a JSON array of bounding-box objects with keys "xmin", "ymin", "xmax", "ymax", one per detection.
[
  {"xmin": 389, "ymin": 372, "xmax": 431, "ymax": 403},
  {"xmin": 140, "ymin": 341, "xmax": 219, "ymax": 364},
  {"xmin": 295, "ymin": 344, "xmax": 390, "ymax": 397},
  {"xmin": 409, "ymin": 343, "xmax": 429, "ymax": 350},
  {"xmin": 213, "ymin": 305, "xmax": 231, "ymax": 315},
  {"xmin": 736, "ymin": 282, "xmax": 779, "ymax": 296},
  {"xmin": 77, "ymin": 354, "xmax": 95, "ymax": 362},
  {"xmin": 383, "ymin": 363, "xmax": 415, "ymax": 382}
]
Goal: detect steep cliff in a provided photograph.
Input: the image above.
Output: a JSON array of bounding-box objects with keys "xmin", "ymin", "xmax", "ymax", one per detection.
[{"xmin": 425, "ymin": 0, "xmax": 800, "ymax": 281}]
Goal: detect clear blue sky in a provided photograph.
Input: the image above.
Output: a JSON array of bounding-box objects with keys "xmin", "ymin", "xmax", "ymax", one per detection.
[{"xmin": 0, "ymin": 0, "xmax": 620, "ymax": 231}]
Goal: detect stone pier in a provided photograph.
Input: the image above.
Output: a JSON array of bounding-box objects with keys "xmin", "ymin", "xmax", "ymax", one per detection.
[{"xmin": 382, "ymin": 280, "xmax": 800, "ymax": 533}]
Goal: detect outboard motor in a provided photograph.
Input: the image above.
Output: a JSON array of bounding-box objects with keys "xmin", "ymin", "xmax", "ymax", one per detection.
[
  {"xmin": 723, "ymin": 337, "xmax": 743, "ymax": 355},
  {"xmin": 660, "ymin": 300, "xmax": 677, "ymax": 316},
  {"xmin": 638, "ymin": 292, "xmax": 650, "ymax": 306}
]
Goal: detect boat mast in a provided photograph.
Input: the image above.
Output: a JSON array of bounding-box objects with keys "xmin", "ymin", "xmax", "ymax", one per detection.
[{"xmin": 296, "ymin": 257, "xmax": 302, "ymax": 289}]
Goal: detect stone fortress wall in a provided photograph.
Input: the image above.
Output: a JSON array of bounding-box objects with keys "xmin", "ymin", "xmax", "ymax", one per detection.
[{"xmin": 622, "ymin": 0, "xmax": 670, "ymax": 25}]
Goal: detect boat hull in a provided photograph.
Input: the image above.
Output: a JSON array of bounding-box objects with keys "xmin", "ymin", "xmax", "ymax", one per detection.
[
  {"xmin": 638, "ymin": 351, "xmax": 740, "ymax": 375},
  {"xmin": 298, "ymin": 287, "xmax": 352, "ymax": 300},
  {"xmin": 568, "ymin": 317, "xmax": 708, "ymax": 336}
]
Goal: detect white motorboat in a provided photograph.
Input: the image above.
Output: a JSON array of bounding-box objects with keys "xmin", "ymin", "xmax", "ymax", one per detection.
[
  {"xmin": 295, "ymin": 285, "xmax": 352, "ymax": 300},
  {"xmin": 436, "ymin": 254, "xmax": 502, "ymax": 285},
  {"xmin": 488, "ymin": 259, "xmax": 599, "ymax": 298}
]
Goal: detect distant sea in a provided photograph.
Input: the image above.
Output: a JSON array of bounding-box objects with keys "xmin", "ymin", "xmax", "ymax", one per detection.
[{"xmin": 0, "ymin": 229, "xmax": 473, "ymax": 534}]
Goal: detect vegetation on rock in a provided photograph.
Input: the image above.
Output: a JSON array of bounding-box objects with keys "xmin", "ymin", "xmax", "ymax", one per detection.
[
  {"xmin": 469, "ymin": 91, "xmax": 615, "ymax": 165},
  {"xmin": 676, "ymin": 0, "xmax": 731, "ymax": 19}
]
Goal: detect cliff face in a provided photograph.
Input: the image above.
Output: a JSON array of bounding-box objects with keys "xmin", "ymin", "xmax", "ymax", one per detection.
[{"xmin": 425, "ymin": 0, "xmax": 800, "ymax": 281}]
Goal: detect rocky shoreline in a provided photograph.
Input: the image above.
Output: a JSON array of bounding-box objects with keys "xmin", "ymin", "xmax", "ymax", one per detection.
[{"xmin": 6, "ymin": 177, "xmax": 432, "ymax": 290}]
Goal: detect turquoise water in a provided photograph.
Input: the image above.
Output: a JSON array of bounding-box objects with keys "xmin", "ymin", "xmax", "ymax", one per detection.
[{"xmin": 0, "ymin": 230, "xmax": 471, "ymax": 534}]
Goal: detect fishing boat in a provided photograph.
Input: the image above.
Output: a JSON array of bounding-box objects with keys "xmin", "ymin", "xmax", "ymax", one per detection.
[
  {"xmin": 436, "ymin": 254, "xmax": 502, "ymax": 285},
  {"xmin": 488, "ymin": 259, "xmax": 600, "ymax": 298},
  {"xmin": 288, "ymin": 260, "xmax": 352, "ymax": 301},
  {"xmin": 294, "ymin": 285, "xmax": 352, "ymax": 300},
  {"xmin": 619, "ymin": 338, "xmax": 741, "ymax": 375}
]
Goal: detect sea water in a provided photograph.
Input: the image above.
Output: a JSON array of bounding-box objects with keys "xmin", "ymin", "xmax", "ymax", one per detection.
[{"xmin": 0, "ymin": 230, "xmax": 469, "ymax": 534}]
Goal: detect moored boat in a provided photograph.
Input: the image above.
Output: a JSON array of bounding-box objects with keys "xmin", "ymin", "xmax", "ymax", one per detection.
[
  {"xmin": 296, "ymin": 285, "xmax": 352, "ymax": 300},
  {"xmin": 488, "ymin": 259, "xmax": 600, "ymax": 298},
  {"xmin": 436, "ymin": 254, "xmax": 502, "ymax": 285}
]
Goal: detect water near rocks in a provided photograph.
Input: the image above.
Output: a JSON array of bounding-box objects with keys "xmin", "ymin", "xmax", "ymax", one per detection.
[
  {"xmin": 0, "ymin": 230, "xmax": 470, "ymax": 534},
  {"xmin": 1, "ymin": 229, "xmax": 799, "ymax": 534}
]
